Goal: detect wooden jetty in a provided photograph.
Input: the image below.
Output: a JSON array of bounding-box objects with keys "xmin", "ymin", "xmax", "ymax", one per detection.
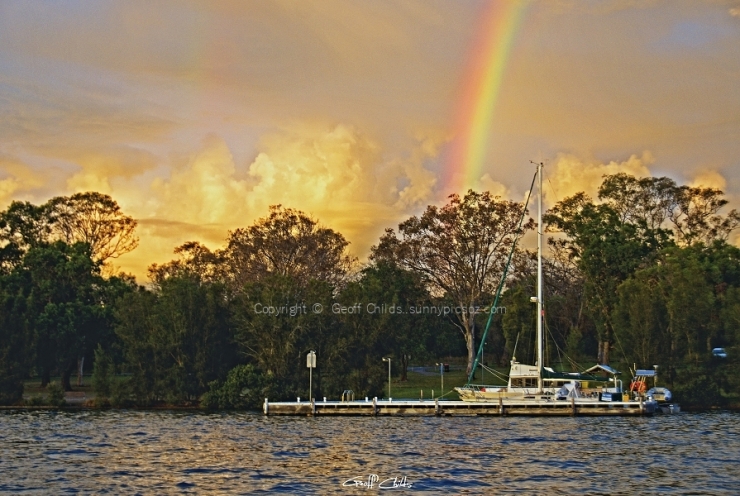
[{"xmin": 263, "ymin": 397, "xmax": 655, "ymax": 417}]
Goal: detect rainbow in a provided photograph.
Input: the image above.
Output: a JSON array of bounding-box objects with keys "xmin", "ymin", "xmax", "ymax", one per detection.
[{"xmin": 443, "ymin": 1, "xmax": 530, "ymax": 195}]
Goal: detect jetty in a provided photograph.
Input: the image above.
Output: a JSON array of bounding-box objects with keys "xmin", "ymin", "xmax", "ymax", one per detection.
[{"xmin": 263, "ymin": 397, "xmax": 655, "ymax": 416}]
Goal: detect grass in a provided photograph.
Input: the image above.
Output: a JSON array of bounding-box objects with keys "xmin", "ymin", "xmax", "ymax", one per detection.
[
  {"xmin": 386, "ymin": 365, "xmax": 509, "ymax": 400},
  {"xmin": 19, "ymin": 364, "xmax": 510, "ymax": 404},
  {"xmin": 22, "ymin": 376, "xmax": 95, "ymax": 403}
]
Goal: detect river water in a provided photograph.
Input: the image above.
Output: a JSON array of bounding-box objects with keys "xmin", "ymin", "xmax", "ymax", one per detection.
[{"xmin": 0, "ymin": 410, "xmax": 738, "ymax": 494}]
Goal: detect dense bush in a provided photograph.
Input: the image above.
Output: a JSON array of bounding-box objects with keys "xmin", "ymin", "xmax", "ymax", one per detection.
[{"xmin": 201, "ymin": 364, "xmax": 275, "ymax": 410}]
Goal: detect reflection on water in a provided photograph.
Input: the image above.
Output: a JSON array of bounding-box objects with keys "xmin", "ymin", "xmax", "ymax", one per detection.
[{"xmin": 1, "ymin": 410, "xmax": 739, "ymax": 494}]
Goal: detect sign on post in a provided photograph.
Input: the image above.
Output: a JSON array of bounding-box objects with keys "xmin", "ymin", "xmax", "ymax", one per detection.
[
  {"xmin": 307, "ymin": 350, "xmax": 316, "ymax": 402},
  {"xmin": 307, "ymin": 351, "xmax": 316, "ymax": 368}
]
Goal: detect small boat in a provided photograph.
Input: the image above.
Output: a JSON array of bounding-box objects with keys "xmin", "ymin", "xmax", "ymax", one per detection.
[
  {"xmin": 455, "ymin": 163, "xmax": 657, "ymax": 415},
  {"xmin": 631, "ymin": 368, "xmax": 679, "ymax": 414}
]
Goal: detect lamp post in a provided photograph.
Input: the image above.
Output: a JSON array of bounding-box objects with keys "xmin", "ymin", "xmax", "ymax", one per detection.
[
  {"xmin": 382, "ymin": 357, "xmax": 391, "ymax": 399},
  {"xmin": 435, "ymin": 362, "xmax": 444, "ymax": 397}
]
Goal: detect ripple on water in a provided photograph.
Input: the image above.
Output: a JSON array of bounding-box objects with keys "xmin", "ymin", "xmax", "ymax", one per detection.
[{"xmin": 1, "ymin": 410, "xmax": 740, "ymax": 494}]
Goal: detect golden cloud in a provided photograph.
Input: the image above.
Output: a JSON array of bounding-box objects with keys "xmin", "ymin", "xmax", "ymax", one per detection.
[
  {"xmin": 0, "ymin": 156, "xmax": 46, "ymax": 209},
  {"xmin": 115, "ymin": 125, "xmax": 438, "ymax": 279},
  {"xmin": 544, "ymin": 152, "xmax": 654, "ymax": 206},
  {"xmin": 689, "ymin": 170, "xmax": 727, "ymax": 190}
]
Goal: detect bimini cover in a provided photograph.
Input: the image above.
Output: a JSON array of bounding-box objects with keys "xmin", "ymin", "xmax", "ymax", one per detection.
[
  {"xmin": 582, "ymin": 364, "xmax": 621, "ymax": 376},
  {"xmin": 635, "ymin": 370, "xmax": 656, "ymax": 377}
]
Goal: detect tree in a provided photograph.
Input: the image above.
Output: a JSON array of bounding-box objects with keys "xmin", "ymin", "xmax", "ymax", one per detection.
[
  {"xmin": 1, "ymin": 193, "xmax": 139, "ymax": 274},
  {"xmin": 597, "ymin": 173, "xmax": 677, "ymax": 229},
  {"xmin": 0, "ymin": 201, "xmax": 53, "ymax": 272},
  {"xmin": 114, "ymin": 275, "xmax": 235, "ymax": 405},
  {"xmin": 546, "ymin": 173, "xmax": 740, "ymax": 365},
  {"xmin": 148, "ymin": 241, "xmax": 222, "ymax": 285},
  {"xmin": 670, "ymin": 186, "xmax": 740, "ymax": 246},
  {"xmin": 597, "ymin": 172, "xmax": 740, "ymax": 246},
  {"xmin": 223, "ymin": 205, "xmax": 355, "ymax": 291},
  {"xmin": 0, "ymin": 268, "xmax": 35, "ymax": 404},
  {"xmin": 47, "ymin": 192, "xmax": 139, "ymax": 266},
  {"xmin": 337, "ymin": 262, "xmax": 433, "ymax": 383},
  {"xmin": 372, "ymin": 190, "xmax": 532, "ymax": 375},
  {"xmin": 546, "ymin": 194, "xmax": 672, "ymax": 364},
  {"xmin": 23, "ymin": 241, "xmax": 108, "ymax": 390},
  {"xmin": 232, "ymin": 275, "xmax": 336, "ymax": 398}
]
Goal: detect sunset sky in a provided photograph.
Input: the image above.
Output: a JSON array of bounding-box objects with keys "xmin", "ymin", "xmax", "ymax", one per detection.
[{"xmin": 1, "ymin": 0, "xmax": 739, "ymax": 280}]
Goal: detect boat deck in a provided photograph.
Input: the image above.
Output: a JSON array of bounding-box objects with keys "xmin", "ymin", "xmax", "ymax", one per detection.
[{"xmin": 263, "ymin": 397, "xmax": 655, "ymax": 416}]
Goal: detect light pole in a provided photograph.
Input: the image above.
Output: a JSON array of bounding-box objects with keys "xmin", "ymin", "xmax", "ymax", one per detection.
[
  {"xmin": 382, "ymin": 357, "xmax": 391, "ymax": 399},
  {"xmin": 436, "ymin": 362, "xmax": 444, "ymax": 397}
]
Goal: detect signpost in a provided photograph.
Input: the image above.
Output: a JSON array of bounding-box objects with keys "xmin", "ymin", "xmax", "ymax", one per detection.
[
  {"xmin": 307, "ymin": 350, "xmax": 316, "ymax": 401},
  {"xmin": 382, "ymin": 357, "xmax": 391, "ymax": 399}
]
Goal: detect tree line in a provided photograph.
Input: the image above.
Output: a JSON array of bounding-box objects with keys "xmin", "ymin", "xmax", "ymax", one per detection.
[{"xmin": 1, "ymin": 172, "xmax": 739, "ymax": 408}]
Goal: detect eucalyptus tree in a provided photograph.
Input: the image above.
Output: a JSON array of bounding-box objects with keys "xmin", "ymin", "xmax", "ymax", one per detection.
[
  {"xmin": 597, "ymin": 172, "xmax": 740, "ymax": 246},
  {"xmin": 46, "ymin": 192, "xmax": 139, "ymax": 266},
  {"xmin": 336, "ymin": 262, "xmax": 433, "ymax": 385},
  {"xmin": 148, "ymin": 241, "xmax": 223, "ymax": 285},
  {"xmin": 547, "ymin": 173, "xmax": 740, "ymax": 365},
  {"xmin": 232, "ymin": 274, "xmax": 336, "ymax": 400},
  {"xmin": 1, "ymin": 192, "xmax": 139, "ymax": 273},
  {"xmin": 223, "ymin": 205, "xmax": 355, "ymax": 291},
  {"xmin": 545, "ymin": 192, "xmax": 672, "ymax": 364},
  {"xmin": 372, "ymin": 190, "xmax": 533, "ymax": 375}
]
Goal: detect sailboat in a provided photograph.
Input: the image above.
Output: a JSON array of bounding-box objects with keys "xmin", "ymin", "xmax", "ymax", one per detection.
[{"xmin": 455, "ymin": 163, "xmax": 659, "ymax": 415}]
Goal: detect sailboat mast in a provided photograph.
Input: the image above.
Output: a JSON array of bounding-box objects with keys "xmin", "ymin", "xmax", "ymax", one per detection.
[{"xmin": 537, "ymin": 162, "xmax": 544, "ymax": 392}]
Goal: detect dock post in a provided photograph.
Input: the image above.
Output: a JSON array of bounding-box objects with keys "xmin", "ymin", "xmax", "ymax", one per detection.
[
  {"xmin": 571, "ymin": 396, "xmax": 577, "ymax": 416},
  {"xmin": 263, "ymin": 398, "xmax": 269, "ymax": 415},
  {"xmin": 311, "ymin": 398, "xmax": 316, "ymax": 417},
  {"xmin": 499, "ymin": 396, "xmax": 504, "ymax": 416},
  {"xmin": 639, "ymin": 396, "xmax": 643, "ymax": 415},
  {"xmin": 435, "ymin": 398, "xmax": 440, "ymax": 416},
  {"xmin": 373, "ymin": 397, "xmax": 378, "ymax": 416}
]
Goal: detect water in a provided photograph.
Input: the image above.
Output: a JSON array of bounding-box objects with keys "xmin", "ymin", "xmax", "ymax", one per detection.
[{"xmin": 1, "ymin": 410, "xmax": 738, "ymax": 494}]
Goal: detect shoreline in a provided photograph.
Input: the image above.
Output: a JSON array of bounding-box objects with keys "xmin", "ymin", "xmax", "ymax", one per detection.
[{"xmin": 3, "ymin": 404, "xmax": 740, "ymax": 413}]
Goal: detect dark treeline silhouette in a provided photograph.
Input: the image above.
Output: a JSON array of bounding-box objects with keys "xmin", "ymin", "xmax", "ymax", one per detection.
[{"xmin": 2, "ymin": 174, "xmax": 740, "ymax": 408}]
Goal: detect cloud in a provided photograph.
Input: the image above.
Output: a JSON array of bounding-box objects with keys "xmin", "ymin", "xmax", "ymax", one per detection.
[
  {"xmin": 62, "ymin": 146, "xmax": 160, "ymax": 194},
  {"xmin": 479, "ymin": 174, "xmax": 511, "ymax": 199},
  {"xmin": 544, "ymin": 152, "xmax": 654, "ymax": 206},
  {"xmin": 689, "ymin": 170, "xmax": 727, "ymax": 190},
  {"xmin": 245, "ymin": 124, "xmax": 438, "ymax": 255},
  {"xmin": 114, "ymin": 125, "xmax": 438, "ymax": 279},
  {"xmin": 0, "ymin": 155, "xmax": 46, "ymax": 208}
]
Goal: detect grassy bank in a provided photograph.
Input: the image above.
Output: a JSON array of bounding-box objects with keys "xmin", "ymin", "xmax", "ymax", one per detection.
[{"xmin": 385, "ymin": 366, "xmax": 508, "ymax": 400}]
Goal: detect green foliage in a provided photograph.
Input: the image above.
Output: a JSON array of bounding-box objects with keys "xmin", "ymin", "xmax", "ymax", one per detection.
[
  {"xmin": 201, "ymin": 364, "xmax": 275, "ymax": 410},
  {"xmin": 109, "ymin": 377, "xmax": 133, "ymax": 408},
  {"xmin": 46, "ymin": 382, "xmax": 66, "ymax": 407},
  {"xmin": 500, "ymin": 280, "xmax": 536, "ymax": 365},
  {"xmin": 4, "ymin": 186, "xmax": 740, "ymax": 409},
  {"xmin": 671, "ymin": 367, "xmax": 725, "ymax": 407},
  {"xmin": 115, "ymin": 275, "xmax": 236, "ymax": 405},
  {"xmin": 0, "ymin": 377, "xmax": 24, "ymax": 406},
  {"xmin": 0, "ymin": 276, "xmax": 32, "ymax": 405},
  {"xmin": 92, "ymin": 344, "xmax": 114, "ymax": 400},
  {"xmin": 23, "ymin": 241, "xmax": 110, "ymax": 390},
  {"xmin": 27, "ymin": 395, "xmax": 45, "ymax": 406},
  {"xmin": 372, "ymin": 189, "xmax": 534, "ymax": 375}
]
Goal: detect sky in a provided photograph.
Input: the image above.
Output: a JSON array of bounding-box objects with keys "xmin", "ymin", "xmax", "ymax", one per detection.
[{"xmin": 1, "ymin": 0, "xmax": 739, "ymax": 280}]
